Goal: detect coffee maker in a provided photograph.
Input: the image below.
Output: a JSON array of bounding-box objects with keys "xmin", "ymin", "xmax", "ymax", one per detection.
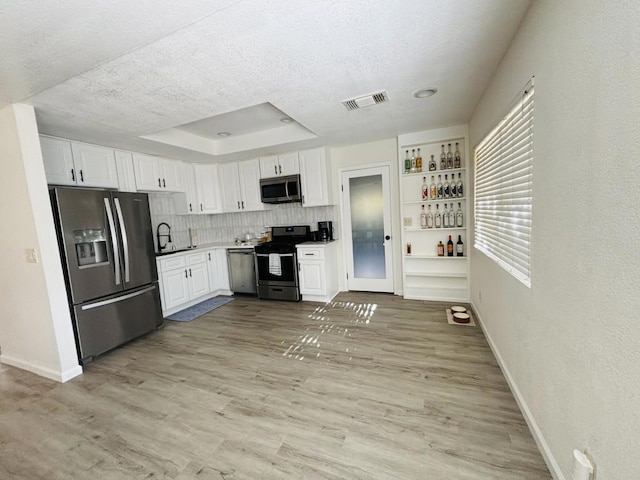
[{"xmin": 317, "ymin": 221, "xmax": 333, "ymax": 242}]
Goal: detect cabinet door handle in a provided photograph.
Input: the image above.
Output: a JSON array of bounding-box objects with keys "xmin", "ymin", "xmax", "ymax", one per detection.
[
  {"xmin": 279, "ymin": 164, "xmax": 282, "ymax": 174},
  {"xmin": 158, "ymin": 178, "xmax": 162, "ymax": 187},
  {"xmin": 162, "ymin": 178, "xmax": 166, "ymax": 188},
  {"xmin": 189, "ymin": 268, "xmax": 192, "ymax": 277},
  {"xmin": 71, "ymin": 169, "xmax": 75, "ymax": 182},
  {"xmin": 189, "ymin": 203, "xmax": 192, "ymax": 212},
  {"xmin": 184, "ymin": 269, "xmax": 188, "ymax": 278},
  {"xmin": 302, "ymin": 195, "xmax": 305, "ymax": 204},
  {"xmin": 274, "ymin": 165, "xmax": 277, "ymax": 175},
  {"xmin": 305, "ymin": 253, "xmax": 313, "ymax": 256},
  {"xmin": 79, "ymin": 170, "xmax": 84, "ymax": 182},
  {"xmin": 241, "ymin": 201, "xmax": 245, "ymax": 209},
  {"xmin": 237, "ymin": 201, "xmax": 240, "ymax": 210},
  {"xmin": 200, "ymin": 203, "xmax": 203, "ymax": 212},
  {"xmin": 208, "ymin": 253, "xmax": 211, "ymax": 261}
]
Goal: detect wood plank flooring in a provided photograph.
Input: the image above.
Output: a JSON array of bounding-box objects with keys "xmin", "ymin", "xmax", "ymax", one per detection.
[{"xmin": 0, "ymin": 293, "xmax": 551, "ymax": 479}]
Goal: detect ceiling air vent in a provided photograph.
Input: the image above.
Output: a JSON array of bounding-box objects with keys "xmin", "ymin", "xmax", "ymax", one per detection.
[{"xmin": 342, "ymin": 90, "xmax": 389, "ymax": 111}]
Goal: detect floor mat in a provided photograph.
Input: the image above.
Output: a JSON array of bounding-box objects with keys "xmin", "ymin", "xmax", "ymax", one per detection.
[{"xmin": 166, "ymin": 296, "xmax": 234, "ymax": 322}]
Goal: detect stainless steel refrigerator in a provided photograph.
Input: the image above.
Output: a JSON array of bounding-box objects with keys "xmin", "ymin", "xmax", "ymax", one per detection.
[{"xmin": 50, "ymin": 187, "xmax": 163, "ymax": 364}]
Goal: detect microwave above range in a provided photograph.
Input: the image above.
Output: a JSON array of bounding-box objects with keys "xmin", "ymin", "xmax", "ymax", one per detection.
[{"xmin": 259, "ymin": 174, "xmax": 302, "ymax": 204}]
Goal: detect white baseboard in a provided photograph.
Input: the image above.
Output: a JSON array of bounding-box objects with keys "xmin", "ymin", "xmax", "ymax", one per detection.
[
  {"xmin": 1, "ymin": 354, "xmax": 83, "ymax": 383},
  {"xmin": 470, "ymin": 301, "xmax": 566, "ymax": 480}
]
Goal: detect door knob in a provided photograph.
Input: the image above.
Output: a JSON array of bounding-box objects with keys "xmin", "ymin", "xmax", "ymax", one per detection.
[{"xmin": 385, "ymin": 235, "xmax": 391, "ymax": 240}]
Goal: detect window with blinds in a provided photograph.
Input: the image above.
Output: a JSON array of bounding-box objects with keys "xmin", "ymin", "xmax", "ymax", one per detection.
[{"xmin": 474, "ymin": 84, "xmax": 534, "ymax": 287}]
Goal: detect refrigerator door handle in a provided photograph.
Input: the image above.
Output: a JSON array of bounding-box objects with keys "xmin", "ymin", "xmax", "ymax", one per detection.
[
  {"xmin": 81, "ymin": 285, "xmax": 156, "ymax": 310},
  {"xmin": 104, "ymin": 197, "xmax": 121, "ymax": 285},
  {"xmin": 113, "ymin": 197, "xmax": 130, "ymax": 283}
]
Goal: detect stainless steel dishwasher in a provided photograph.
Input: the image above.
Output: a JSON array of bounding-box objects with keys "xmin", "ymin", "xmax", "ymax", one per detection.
[{"xmin": 227, "ymin": 249, "xmax": 257, "ymax": 295}]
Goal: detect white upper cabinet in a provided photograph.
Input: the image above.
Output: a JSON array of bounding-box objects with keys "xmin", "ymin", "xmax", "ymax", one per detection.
[
  {"xmin": 259, "ymin": 152, "xmax": 299, "ymax": 178},
  {"xmin": 299, "ymin": 147, "xmax": 332, "ymax": 207},
  {"xmin": 219, "ymin": 159, "xmax": 266, "ymax": 213},
  {"xmin": 194, "ymin": 164, "xmax": 222, "ymax": 214},
  {"xmin": 41, "ymin": 136, "xmax": 118, "ymax": 188},
  {"xmin": 132, "ymin": 153, "xmax": 184, "ymax": 192},
  {"xmin": 114, "ymin": 151, "xmax": 137, "ymax": 192},
  {"xmin": 174, "ymin": 163, "xmax": 198, "ymax": 214},
  {"xmin": 41, "ymin": 136, "xmax": 75, "ymax": 186}
]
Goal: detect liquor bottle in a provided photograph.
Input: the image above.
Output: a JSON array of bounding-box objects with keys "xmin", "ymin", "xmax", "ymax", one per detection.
[
  {"xmin": 410, "ymin": 149, "xmax": 416, "ymax": 173},
  {"xmin": 430, "ymin": 176, "xmax": 437, "ymax": 199},
  {"xmin": 440, "ymin": 145, "xmax": 446, "ymax": 170},
  {"xmin": 451, "ymin": 177, "xmax": 457, "ymax": 197},
  {"xmin": 416, "ymin": 148, "xmax": 423, "ymax": 172},
  {"xmin": 446, "ymin": 143, "xmax": 453, "ymax": 169},
  {"xmin": 422, "ymin": 177, "xmax": 428, "ymax": 200},
  {"xmin": 449, "ymin": 203, "xmax": 456, "ymax": 227},
  {"xmin": 444, "ymin": 174, "xmax": 450, "ymax": 198},
  {"xmin": 420, "ymin": 205, "xmax": 427, "ymax": 229},
  {"xmin": 447, "ymin": 235, "xmax": 454, "ymax": 256},
  {"xmin": 456, "ymin": 202, "xmax": 464, "ymax": 227},
  {"xmin": 456, "ymin": 235, "xmax": 464, "ymax": 256},
  {"xmin": 429, "ymin": 154, "xmax": 436, "ymax": 171},
  {"xmin": 437, "ymin": 241, "xmax": 445, "ymax": 257},
  {"xmin": 454, "ymin": 142, "xmax": 461, "ymax": 168},
  {"xmin": 435, "ymin": 204, "xmax": 442, "ymax": 228},
  {"xmin": 442, "ymin": 204, "xmax": 449, "ymax": 228},
  {"xmin": 437, "ymin": 175, "xmax": 443, "ymax": 199},
  {"xmin": 426, "ymin": 204, "xmax": 434, "ymax": 228},
  {"xmin": 404, "ymin": 150, "xmax": 410, "ymax": 174},
  {"xmin": 457, "ymin": 173, "xmax": 464, "ymax": 197}
]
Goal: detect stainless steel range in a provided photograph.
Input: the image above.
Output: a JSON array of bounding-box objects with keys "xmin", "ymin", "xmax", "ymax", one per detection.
[{"xmin": 254, "ymin": 225, "xmax": 311, "ymax": 301}]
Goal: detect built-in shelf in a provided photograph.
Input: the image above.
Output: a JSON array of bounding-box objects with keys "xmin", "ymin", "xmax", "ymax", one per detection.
[
  {"xmin": 401, "ymin": 167, "xmax": 465, "ymax": 177},
  {"xmin": 403, "ymin": 226, "xmax": 466, "ymax": 232},
  {"xmin": 405, "ymin": 272, "xmax": 467, "ymax": 278},
  {"xmin": 404, "ymin": 254, "xmax": 466, "ymax": 259},
  {"xmin": 402, "ymin": 198, "xmax": 466, "ymax": 205}
]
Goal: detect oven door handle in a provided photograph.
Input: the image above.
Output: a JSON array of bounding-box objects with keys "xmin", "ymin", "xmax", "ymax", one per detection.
[{"xmin": 256, "ymin": 253, "xmax": 294, "ymax": 258}]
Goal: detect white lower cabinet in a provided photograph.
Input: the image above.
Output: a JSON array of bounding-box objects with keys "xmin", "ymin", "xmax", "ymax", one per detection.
[
  {"xmin": 297, "ymin": 241, "xmax": 339, "ymax": 302},
  {"xmin": 157, "ymin": 252, "xmax": 210, "ymax": 315},
  {"xmin": 205, "ymin": 248, "xmax": 231, "ymax": 292}
]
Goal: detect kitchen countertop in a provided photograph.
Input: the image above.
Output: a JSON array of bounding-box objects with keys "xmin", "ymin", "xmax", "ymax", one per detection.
[
  {"xmin": 156, "ymin": 241, "xmax": 259, "ymax": 257},
  {"xmin": 297, "ymin": 240, "xmax": 338, "ymax": 246}
]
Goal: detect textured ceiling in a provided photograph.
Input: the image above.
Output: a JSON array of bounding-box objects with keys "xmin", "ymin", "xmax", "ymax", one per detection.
[{"xmin": 0, "ymin": 0, "xmax": 531, "ymax": 162}]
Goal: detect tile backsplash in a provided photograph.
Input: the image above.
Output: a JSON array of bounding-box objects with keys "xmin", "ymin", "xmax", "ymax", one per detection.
[{"xmin": 149, "ymin": 193, "xmax": 338, "ymax": 250}]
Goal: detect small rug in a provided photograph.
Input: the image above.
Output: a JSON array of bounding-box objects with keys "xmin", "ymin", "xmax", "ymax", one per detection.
[
  {"xmin": 166, "ymin": 296, "xmax": 234, "ymax": 322},
  {"xmin": 446, "ymin": 308, "xmax": 476, "ymax": 327}
]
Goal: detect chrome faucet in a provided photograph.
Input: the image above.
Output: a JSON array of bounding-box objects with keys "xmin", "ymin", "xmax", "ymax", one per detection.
[{"xmin": 156, "ymin": 222, "xmax": 172, "ymax": 251}]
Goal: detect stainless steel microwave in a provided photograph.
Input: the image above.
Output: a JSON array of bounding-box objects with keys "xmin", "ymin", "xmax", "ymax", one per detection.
[{"xmin": 259, "ymin": 174, "xmax": 302, "ymax": 204}]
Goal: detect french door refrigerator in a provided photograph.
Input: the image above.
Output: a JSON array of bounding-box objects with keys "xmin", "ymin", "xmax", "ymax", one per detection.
[{"xmin": 50, "ymin": 187, "xmax": 163, "ymax": 364}]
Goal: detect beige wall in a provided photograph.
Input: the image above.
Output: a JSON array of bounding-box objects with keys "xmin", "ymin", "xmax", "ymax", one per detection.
[
  {"xmin": 469, "ymin": 1, "xmax": 640, "ymax": 478},
  {"xmin": 0, "ymin": 104, "xmax": 81, "ymax": 382},
  {"xmin": 329, "ymin": 138, "xmax": 402, "ymax": 293}
]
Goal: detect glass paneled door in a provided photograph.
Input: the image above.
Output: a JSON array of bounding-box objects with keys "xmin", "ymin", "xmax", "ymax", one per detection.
[{"xmin": 341, "ymin": 166, "xmax": 393, "ymax": 292}]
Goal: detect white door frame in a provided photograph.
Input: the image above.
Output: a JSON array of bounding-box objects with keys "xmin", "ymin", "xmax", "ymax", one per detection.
[{"xmin": 339, "ymin": 164, "xmax": 394, "ymax": 293}]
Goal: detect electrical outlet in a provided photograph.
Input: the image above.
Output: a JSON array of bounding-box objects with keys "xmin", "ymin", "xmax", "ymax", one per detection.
[{"xmin": 24, "ymin": 248, "xmax": 38, "ymax": 264}]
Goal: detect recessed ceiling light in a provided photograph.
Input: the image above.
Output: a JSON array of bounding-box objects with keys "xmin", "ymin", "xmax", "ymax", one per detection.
[
  {"xmin": 217, "ymin": 132, "xmax": 231, "ymax": 137},
  {"xmin": 280, "ymin": 117, "xmax": 293, "ymax": 124},
  {"xmin": 413, "ymin": 88, "xmax": 438, "ymax": 99}
]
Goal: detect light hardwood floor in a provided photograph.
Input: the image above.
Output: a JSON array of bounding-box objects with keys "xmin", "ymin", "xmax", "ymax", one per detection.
[{"xmin": 0, "ymin": 293, "xmax": 551, "ymax": 479}]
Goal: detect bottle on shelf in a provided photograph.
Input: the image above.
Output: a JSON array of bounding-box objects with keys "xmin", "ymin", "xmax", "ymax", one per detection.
[
  {"xmin": 434, "ymin": 204, "xmax": 442, "ymax": 228},
  {"xmin": 416, "ymin": 148, "xmax": 423, "ymax": 172},
  {"xmin": 404, "ymin": 150, "xmax": 410, "ymax": 174},
  {"xmin": 437, "ymin": 175, "xmax": 443, "ymax": 199},
  {"xmin": 437, "ymin": 241, "xmax": 445, "ymax": 257},
  {"xmin": 454, "ymin": 142, "xmax": 461, "ymax": 168},
  {"xmin": 456, "ymin": 202, "xmax": 464, "ymax": 227},
  {"xmin": 442, "ymin": 204, "xmax": 449, "ymax": 228},
  {"xmin": 420, "ymin": 205, "xmax": 427, "ymax": 229},
  {"xmin": 446, "ymin": 143, "xmax": 453, "ymax": 169},
  {"xmin": 449, "ymin": 203, "xmax": 456, "ymax": 227},
  {"xmin": 426, "ymin": 204, "xmax": 434, "ymax": 228},
  {"xmin": 422, "ymin": 177, "xmax": 428, "ymax": 200},
  {"xmin": 447, "ymin": 235, "xmax": 454, "ymax": 257},
  {"xmin": 451, "ymin": 178, "xmax": 457, "ymax": 197},
  {"xmin": 410, "ymin": 149, "xmax": 416, "ymax": 173},
  {"xmin": 440, "ymin": 145, "xmax": 446, "ymax": 170},
  {"xmin": 429, "ymin": 154, "xmax": 436, "ymax": 171},
  {"xmin": 457, "ymin": 173, "xmax": 464, "ymax": 197},
  {"xmin": 444, "ymin": 174, "xmax": 450, "ymax": 198},
  {"xmin": 430, "ymin": 176, "xmax": 437, "ymax": 199},
  {"xmin": 456, "ymin": 235, "xmax": 464, "ymax": 256}
]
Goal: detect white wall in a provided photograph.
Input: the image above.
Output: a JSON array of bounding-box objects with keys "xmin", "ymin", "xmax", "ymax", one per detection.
[
  {"xmin": 329, "ymin": 138, "xmax": 402, "ymax": 293},
  {"xmin": 468, "ymin": 1, "xmax": 640, "ymax": 479},
  {"xmin": 0, "ymin": 104, "xmax": 82, "ymax": 382}
]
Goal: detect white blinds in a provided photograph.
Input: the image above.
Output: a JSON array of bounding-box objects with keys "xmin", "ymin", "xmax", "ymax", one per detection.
[{"xmin": 474, "ymin": 85, "xmax": 534, "ymax": 287}]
